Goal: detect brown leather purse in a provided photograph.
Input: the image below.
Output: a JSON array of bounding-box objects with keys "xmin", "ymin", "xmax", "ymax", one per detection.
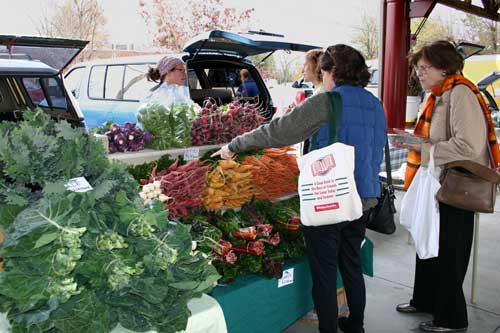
[
  {"xmin": 436, "ymin": 159, "xmax": 500, "ymax": 213},
  {"xmin": 436, "ymin": 94, "xmax": 500, "ymax": 213}
]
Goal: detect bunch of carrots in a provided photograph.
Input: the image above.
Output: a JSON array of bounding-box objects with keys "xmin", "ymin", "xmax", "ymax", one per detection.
[
  {"xmin": 203, "ymin": 159, "xmax": 255, "ymax": 210},
  {"xmin": 143, "ymin": 160, "xmax": 209, "ymax": 218},
  {"xmin": 241, "ymin": 147, "xmax": 299, "ymax": 200}
]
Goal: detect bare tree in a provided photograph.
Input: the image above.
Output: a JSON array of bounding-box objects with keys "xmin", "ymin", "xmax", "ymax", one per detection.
[
  {"xmin": 249, "ymin": 54, "xmax": 277, "ymax": 80},
  {"xmin": 139, "ymin": 0, "xmax": 254, "ymax": 51},
  {"xmin": 461, "ymin": 13, "xmax": 499, "ymax": 54},
  {"xmin": 34, "ymin": 0, "xmax": 108, "ymax": 60},
  {"xmin": 411, "ymin": 16, "xmax": 455, "ymax": 50},
  {"xmin": 275, "ymin": 52, "xmax": 300, "ymax": 84},
  {"xmin": 352, "ymin": 13, "xmax": 379, "ymax": 60}
]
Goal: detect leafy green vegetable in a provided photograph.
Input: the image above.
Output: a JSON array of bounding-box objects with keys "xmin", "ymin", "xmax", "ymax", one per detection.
[
  {"xmin": 126, "ymin": 155, "xmax": 181, "ymax": 184},
  {"xmin": 0, "ymin": 112, "xmax": 220, "ymax": 333},
  {"xmin": 138, "ymin": 103, "xmax": 195, "ymax": 150},
  {"xmin": 191, "ymin": 198, "xmax": 305, "ymax": 283},
  {"xmin": 0, "ymin": 109, "xmax": 109, "ymax": 209}
]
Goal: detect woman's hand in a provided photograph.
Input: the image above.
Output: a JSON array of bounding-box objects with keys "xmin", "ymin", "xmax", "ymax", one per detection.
[
  {"xmin": 394, "ymin": 142, "xmax": 423, "ymax": 151},
  {"xmin": 391, "ymin": 128, "xmax": 425, "ymax": 152},
  {"xmin": 211, "ymin": 144, "xmax": 236, "ymax": 160}
]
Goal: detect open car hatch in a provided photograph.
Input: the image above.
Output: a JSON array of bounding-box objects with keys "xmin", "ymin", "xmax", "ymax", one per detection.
[
  {"xmin": 183, "ymin": 30, "xmax": 320, "ymax": 58},
  {"xmin": 0, "ymin": 35, "xmax": 88, "ymax": 73}
]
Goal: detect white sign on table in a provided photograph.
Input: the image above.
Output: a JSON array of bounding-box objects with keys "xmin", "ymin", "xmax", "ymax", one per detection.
[
  {"xmin": 184, "ymin": 147, "xmax": 200, "ymax": 161},
  {"xmin": 278, "ymin": 268, "xmax": 294, "ymax": 288},
  {"xmin": 65, "ymin": 177, "xmax": 93, "ymax": 193}
]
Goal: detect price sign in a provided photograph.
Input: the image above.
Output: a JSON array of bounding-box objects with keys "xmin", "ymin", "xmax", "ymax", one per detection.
[
  {"xmin": 277, "ymin": 268, "xmax": 294, "ymax": 288},
  {"xmin": 184, "ymin": 147, "xmax": 200, "ymax": 161},
  {"xmin": 65, "ymin": 177, "xmax": 93, "ymax": 193}
]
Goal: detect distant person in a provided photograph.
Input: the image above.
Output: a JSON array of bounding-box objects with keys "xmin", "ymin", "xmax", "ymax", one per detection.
[
  {"xmin": 301, "ymin": 49, "xmax": 324, "ymax": 155},
  {"xmin": 273, "ymin": 49, "xmax": 324, "ymax": 120},
  {"xmin": 303, "ymin": 48, "xmax": 324, "ymax": 93},
  {"xmin": 141, "ymin": 55, "xmax": 197, "ymax": 108},
  {"xmin": 237, "ymin": 69, "xmax": 259, "ymax": 97}
]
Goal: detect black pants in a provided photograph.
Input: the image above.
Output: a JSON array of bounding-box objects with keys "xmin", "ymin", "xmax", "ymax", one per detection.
[
  {"xmin": 410, "ymin": 202, "xmax": 474, "ymax": 329},
  {"xmin": 302, "ymin": 212, "xmax": 368, "ymax": 333}
]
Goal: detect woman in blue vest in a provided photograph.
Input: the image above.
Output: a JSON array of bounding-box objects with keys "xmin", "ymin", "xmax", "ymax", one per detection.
[{"xmin": 213, "ymin": 44, "xmax": 387, "ymax": 333}]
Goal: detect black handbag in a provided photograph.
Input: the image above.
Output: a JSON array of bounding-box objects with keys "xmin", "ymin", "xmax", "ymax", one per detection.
[{"xmin": 366, "ymin": 140, "xmax": 397, "ymax": 234}]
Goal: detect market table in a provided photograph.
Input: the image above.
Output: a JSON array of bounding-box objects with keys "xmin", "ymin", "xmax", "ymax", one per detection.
[
  {"xmin": 212, "ymin": 238, "xmax": 373, "ymax": 333},
  {"xmin": 107, "ymin": 145, "xmax": 224, "ymax": 165},
  {"xmin": 0, "ymin": 294, "xmax": 227, "ymax": 333}
]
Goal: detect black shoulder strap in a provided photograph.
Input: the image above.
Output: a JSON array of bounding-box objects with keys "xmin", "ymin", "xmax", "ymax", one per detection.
[{"xmin": 384, "ymin": 139, "xmax": 393, "ymax": 186}]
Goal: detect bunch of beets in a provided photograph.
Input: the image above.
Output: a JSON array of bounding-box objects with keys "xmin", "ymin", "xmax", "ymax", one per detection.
[
  {"xmin": 105, "ymin": 122, "xmax": 153, "ymax": 153},
  {"xmin": 190, "ymin": 100, "xmax": 265, "ymax": 146}
]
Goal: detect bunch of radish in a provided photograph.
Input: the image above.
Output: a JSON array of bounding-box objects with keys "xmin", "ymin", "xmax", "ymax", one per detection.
[{"xmin": 190, "ymin": 100, "xmax": 265, "ymax": 146}]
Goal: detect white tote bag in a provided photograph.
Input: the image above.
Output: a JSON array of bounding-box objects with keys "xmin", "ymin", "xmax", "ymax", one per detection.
[
  {"xmin": 298, "ymin": 142, "xmax": 363, "ymax": 226},
  {"xmin": 400, "ymin": 146, "xmax": 441, "ymax": 259}
]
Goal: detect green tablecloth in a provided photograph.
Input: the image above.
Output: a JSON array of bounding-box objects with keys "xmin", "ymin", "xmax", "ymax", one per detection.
[{"xmin": 212, "ymin": 237, "xmax": 373, "ymax": 333}]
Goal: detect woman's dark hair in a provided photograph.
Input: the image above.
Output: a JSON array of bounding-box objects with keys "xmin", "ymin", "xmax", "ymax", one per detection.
[
  {"xmin": 146, "ymin": 67, "xmax": 162, "ymax": 82},
  {"xmin": 319, "ymin": 44, "xmax": 371, "ymax": 87},
  {"xmin": 409, "ymin": 40, "xmax": 463, "ymax": 75}
]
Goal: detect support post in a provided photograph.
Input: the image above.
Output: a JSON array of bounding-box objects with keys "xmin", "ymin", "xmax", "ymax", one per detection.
[
  {"xmin": 382, "ymin": 0, "xmax": 410, "ymax": 130},
  {"xmin": 471, "ymin": 213, "xmax": 480, "ymax": 304}
]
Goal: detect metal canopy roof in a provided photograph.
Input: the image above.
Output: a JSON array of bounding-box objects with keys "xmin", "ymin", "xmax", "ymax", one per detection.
[{"xmin": 438, "ymin": 0, "xmax": 500, "ymax": 21}]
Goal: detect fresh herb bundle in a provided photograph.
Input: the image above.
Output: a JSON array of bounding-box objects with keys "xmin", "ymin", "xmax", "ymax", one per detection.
[{"xmin": 138, "ymin": 103, "xmax": 195, "ymax": 150}]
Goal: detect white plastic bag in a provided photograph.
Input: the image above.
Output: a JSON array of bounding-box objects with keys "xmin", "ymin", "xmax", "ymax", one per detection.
[
  {"xmin": 298, "ymin": 142, "xmax": 363, "ymax": 226},
  {"xmin": 400, "ymin": 146, "xmax": 441, "ymax": 259}
]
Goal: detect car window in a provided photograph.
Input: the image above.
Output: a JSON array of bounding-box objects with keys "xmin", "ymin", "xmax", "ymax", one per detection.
[
  {"xmin": 121, "ymin": 63, "xmax": 157, "ymax": 101},
  {"xmin": 188, "ymin": 70, "xmax": 201, "ymax": 89},
  {"xmin": 22, "ymin": 77, "xmax": 67, "ymax": 109},
  {"xmin": 64, "ymin": 67, "xmax": 85, "ymax": 98},
  {"xmin": 105, "ymin": 65, "xmax": 124, "ymax": 99},
  {"xmin": 22, "ymin": 77, "xmax": 46, "ymax": 105},
  {"xmin": 207, "ymin": 68, "xmax": 240, "ymax": 88},
  {"xmin": 41, "ymin": 77, "xmax": 67, "ymax": 109},
  {"xmin": 369, "ymin": 69, "xmax": 379, "ymax": 85},
  {"xmin": 89, "ymin": 65, "xmax": 106, "ymax": 99}
]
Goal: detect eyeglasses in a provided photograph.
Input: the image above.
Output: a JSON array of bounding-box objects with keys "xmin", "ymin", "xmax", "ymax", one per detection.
[{"xmin": 414, "ymin": 64, "xmax": 433, "ymax": 73}]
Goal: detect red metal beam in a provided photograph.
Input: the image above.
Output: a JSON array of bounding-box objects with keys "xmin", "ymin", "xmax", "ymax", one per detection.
[{"xmin": 382, "ymin": 0, "xmax": 410, "ymax": 130}]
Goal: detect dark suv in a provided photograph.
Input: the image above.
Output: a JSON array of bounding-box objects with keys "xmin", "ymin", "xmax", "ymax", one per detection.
[{"xmin": 0, "ymin": 35, "xmax": 87, "ymax": 126}]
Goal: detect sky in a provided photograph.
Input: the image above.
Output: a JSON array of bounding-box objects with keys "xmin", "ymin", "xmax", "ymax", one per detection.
[
  {"xmin": 0, "ymin": 0, "xmax": 379, "ymax": 49},
  {"xmin": 0, "ymin": 0, "xmax": 466, "ymax": 51}
]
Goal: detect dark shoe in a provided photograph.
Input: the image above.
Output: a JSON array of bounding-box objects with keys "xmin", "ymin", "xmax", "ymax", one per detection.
[
  {"xmin": 419, "ymin": 320, "xmax": 467, "ymax": 332},
  {"xmin": 338, "ymin": 317, "xmax": 365, "ymax": 333},
  {"xmin": 396, "ymin": 302, "xmax": 419, "ymax": 314}
]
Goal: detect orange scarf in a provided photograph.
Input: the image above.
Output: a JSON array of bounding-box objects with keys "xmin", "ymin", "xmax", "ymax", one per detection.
[{"xmin": 404, "ymin": 74, "xmax": 500, "ymax": 189}]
